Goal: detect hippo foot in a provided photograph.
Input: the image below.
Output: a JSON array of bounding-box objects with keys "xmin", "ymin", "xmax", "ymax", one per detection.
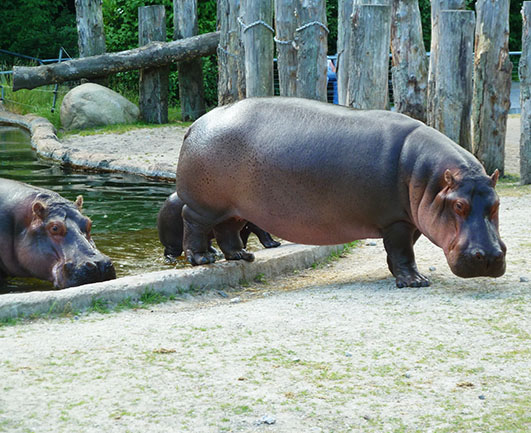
[
  {"xmin": 224, "ymin": 249, "xmax": 255, "ymax": 262},
  {"xmin": 164, "ymin": 254, "xmax": 179, "ymax": 265},
  {"xmin": 186, "ymin": 249, "xmax": 217, "ymax": 266},
  {"xmin": 262, "ymin": 239, "xmax": 281, "ymax": 249},
  {"xmin": 395, "ymin": 271, "xmax": 431, "ymax": 288}
]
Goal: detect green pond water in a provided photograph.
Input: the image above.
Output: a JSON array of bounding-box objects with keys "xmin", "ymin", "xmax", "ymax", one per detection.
[{"xmin": 0, "ymin": 126, "xmax": 182, "ymax": 293}]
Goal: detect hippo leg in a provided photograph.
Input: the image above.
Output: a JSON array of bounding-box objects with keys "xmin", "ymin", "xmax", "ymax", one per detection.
[
  {"xmin": 247, "ymin": 223, "xmax": 281, "ymax": 248},
  {"xmin": 182, "ymin": 204, "xmax": 217, "ymax": 265},
  {"xmin": 213, "ymin": 219, "xmax": 255, "ymax": 262},
  {"xmin": 382, "ymin": 221, "xmax": 430, "ymax": 288}
]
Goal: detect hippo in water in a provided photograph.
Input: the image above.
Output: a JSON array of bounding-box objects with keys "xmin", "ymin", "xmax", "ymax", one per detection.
[
  {"xmin": 175, "ymin": 97, "xmax": 506, "ymax": 288},
  {"xmin": 157, "ymin": 192, "xmax": 280, "ymax": 261},
  {"xmin": 0, "ymin": 178, "xmax": 116, "ymax": 288}
]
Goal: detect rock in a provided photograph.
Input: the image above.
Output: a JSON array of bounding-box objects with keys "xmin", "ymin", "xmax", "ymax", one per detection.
[
  {"xmin": 230, "ymin": 297, "xmax": 241, "ymax": 304},
  {"xmin": 429, "ymin": 266, "xmax": 436, "ymax": 272},
  {"xmin": 520, "ymin": 276, "xmax": 529, "ymax": 283},
  {"xmin": 256, "ymin": 415, "xmax": 276, "ymax": 425},
  {"xmin": 60, "ymin": 83, "xmax": 139, "ymax": 130}
]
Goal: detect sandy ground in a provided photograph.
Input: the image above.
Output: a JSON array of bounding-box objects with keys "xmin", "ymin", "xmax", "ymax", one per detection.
[{"xmin": 0, "ymin": 185, "xmax": 529, "ymax": 432}]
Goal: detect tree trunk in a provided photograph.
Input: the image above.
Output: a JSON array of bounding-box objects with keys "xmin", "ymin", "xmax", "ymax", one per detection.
[
  {"xmin": 217, "ymin": 0, "xmax": 246, "ymax": 105},
  {"xmin": 12, "ymin": 32, "xmax": 220, "ymax": 91},
  {"xmin": 75, "ymin": 0, "xmax": 106, "ymax": 57},
  {"xmin": 390, "ymin": 0, "xmax": 428, "ymax": 122},
  {"xmin": 431, "ymin": 10, "xmax": 474, "ymax": 150},
  {"xmin": 294, "ymin": 0, "xmax": 328, "ymax": 101},
  {"xmin": 338, "ymin": 0, "xmax": 388, "ymax": 106},
  {"xmin": 520, "ymin": 2, "xmax": 531, "ymax": 184},
  {"xmin": 241, "ymin": 0, "xmax": 274, "ymax": 97},
  {"xmin": 347, "ymin": 4, "xmax": 392, "ymax": 110},
  {"xmin": 427, "ymin": 0, "xmax": 465, "ymax": 127},
  {"xmin": 138, "ymin": 6, "xmax": 169, "ymax": 124},
  {"xmin": 471, "ymin": 0, "xmax": 512, "ymax": 176},
  {"xmin": 174, "ymin": 0, "xmax": 205, "ymax": 121},
  {"xmin": 274, "ymin": 0, "xmax": 297, "ymax": 97}
]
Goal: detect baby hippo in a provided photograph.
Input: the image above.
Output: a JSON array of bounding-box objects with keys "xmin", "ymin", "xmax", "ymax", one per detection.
[
  {"xmin": 157, "ymin": 192, "xmax": 280, "ymax": 261},
  {"xmin": 0, "ymin": 178, "xmax": 116, "ymax": 289}
]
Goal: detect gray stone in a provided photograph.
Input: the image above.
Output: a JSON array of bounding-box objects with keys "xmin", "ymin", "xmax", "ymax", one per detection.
[{"xmin": 60, "ymin": 83, "xmax": 139, "ymax": 130}]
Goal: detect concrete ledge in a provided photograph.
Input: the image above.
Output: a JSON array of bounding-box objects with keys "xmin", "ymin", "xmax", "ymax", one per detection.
[{"xmin": 0, "ymin": 243, "xmax": 344, "ymax": 320}]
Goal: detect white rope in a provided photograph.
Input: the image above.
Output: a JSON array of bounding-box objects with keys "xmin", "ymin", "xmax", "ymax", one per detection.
[
  {"xmin": 237, "ymin": 16, "xmax": 274, "ymax": 34},
  {"xmin": 295, "ymin": 21, "xmax": 329, "ymax": 34}
]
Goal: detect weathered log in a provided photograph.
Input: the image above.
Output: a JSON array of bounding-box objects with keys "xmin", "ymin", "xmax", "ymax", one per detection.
[
  {"xmin": 390, "ymin": 0, "xmax": 428, "ymax": 122},
  {"xmin": 138, "ymin": 5, "xmax": 169, "ymax": 124},
  {"xmin": 75, "ymin": 0, "xmax": 106, "ymax": 57},
  {"xmin": 241, "ymin": 0, "xmax": 274, "ymax": 97},
  {"xmin": 431, "ymin": 10, "xmax": 474, "ymax": 150},
  {"xmin": 12, "ymin": 32, "xmax": 220, "ymax": 91},
  {"xmin": 217, "ymin": 0, "xmax": 246, "ymax": 105},
  {"xmin": 347, "ymin": 4, "xmax": 392, "ymax": 110},
  {"xmin": 338, "ymin": 0, "xmax": 388, "ymax": 106},
  {"xmin": 520, "ymin": 2, "xmax": 531, "ymax": 184},
  {"xmin": 427, "ymin": 0, "xmax": 465, "ymax": 127},
  {"xmin": 294, "ymin": 0, "xmax": 328, "ymax": 101},
  {"xmin": 471, "ymin": 0, "xmax": 512, "ymax": 175},
  {"xmin": 174, "ymin": 0, "xmax": 206, "ymax": 121},
  {"xmin": 274, "ymin": 0, "xmax": 297, "ymax": 97}
]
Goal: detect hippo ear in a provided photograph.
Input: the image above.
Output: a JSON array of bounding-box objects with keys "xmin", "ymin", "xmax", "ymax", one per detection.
[
  {"xmin": 444, "ymin": 169, "xmax": 455, "ymax": 188},
  {"xmin": 32, "ymin": 201, "xmax": 47, "ymax": 220},
  {"xmin": 490, "ymin": 169, "xmax": 500, "ymax": 187},
  {"xmin": 75, "ymin": 195, "xmax": 84, "ymax": 211}
]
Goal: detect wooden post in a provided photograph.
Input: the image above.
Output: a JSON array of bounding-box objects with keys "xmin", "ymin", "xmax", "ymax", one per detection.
[
  {"xmin": 347, "ymin": 4, "xmax": 392, "ymax": 110},
  {"xmin": 217, "ymin": 0, "xmax": 246, "ymax": 105},
  {"xmin": 75, "ymin": 0, "xmax": 106, "ymax": 57},
  {"xmin": 138, "ymin": 5, "xmax": 169, "ymax": 124},
  {"xmin": 274, "ymin": 0, "xmax": 297, "ymax": 97},
  {"xmin": 390, "ymin": 0, "xmax": 428, "ymax": 122},
  {"xmin": 427, "ymin": 0, "xmax": 465, "ymax": 127},
  {"xmin": 75, "ymin": 0, "xmax": 107, "ymax": 85},
  {"xmin": 174, "ymin": 0, "xmax": 205, "ymax": 121},
  {"xmin": 520, "ymin": 2, "xmax": 531, "ymax": 184},
  {"xmin": 294, "ymin": 0, "xmax": 328, "ymax": 101},
  {"xmin": 241, "ymin": 0, "xmax": 274, "ymax": 97},
  {"xmin": 471, "ymin": 0, "xmax": 512, "ymax": 175},
  {"xmin": 431, "ymin": 10, "xmax": 474, "ymax": 150},
  {"xmin": 338, "ymin": 0, "xmax": 388, "ymax": 106}
]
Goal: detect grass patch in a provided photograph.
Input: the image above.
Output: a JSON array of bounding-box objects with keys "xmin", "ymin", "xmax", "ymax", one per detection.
[{"xmin": 312, "ymin": 241, "xmax": 360, "ymax": 269}]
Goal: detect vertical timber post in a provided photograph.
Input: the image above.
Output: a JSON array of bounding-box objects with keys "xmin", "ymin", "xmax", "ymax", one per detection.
[
  {"xmin": 471, "ymin": 0, "xmax": 512, "ymax": 175},
  {"xmin": 390, "ymin": 0, "xmax": 428, "ymax": 122},
  {"xmin": 347, "ymin": 4, "xmax": 392, "ymax": 110},
  {"xmin": 218, "ymin": 0, "xmax": 246, "ymax": 105},
  {"xmin": 427, "ymin": 0, "xmax": 465, "ymax": 127},
  {"xmin": 138, "ymin": 5, "xmax": 169, "ymax": 124},
  {"xmin": 432, "ymin": 10, "xmax": 475, "ymax": 150},
  {"xmin": 75, "ymin": 0, "xmax": 107, "ymax": 85},
  {"xmin": 174, "ymin": 0, "xmax": 206, "ymax": 121},
  {"xmin": 274, "ymin": 0, "xmax": 297, "ymax": 97},
  {"xmin": 294, "ymin": 0, "xmax": 328, "ymax": 101},
  {"xmin": 241, "ymin": 0, "xmax": 274, "ymax": 97},
  {"xmin": 520, "ymin": 1, "xmax": 531, "ymax": 184}
]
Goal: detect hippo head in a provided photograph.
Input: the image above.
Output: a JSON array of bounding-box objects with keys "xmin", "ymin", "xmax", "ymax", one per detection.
[
  {"xmin": 15, "ymin": 194, "xmax": 116, "ymax": 288},
  {"xmin": 425, "ymin": 168, "xmax": 506, "ymax": 279}
]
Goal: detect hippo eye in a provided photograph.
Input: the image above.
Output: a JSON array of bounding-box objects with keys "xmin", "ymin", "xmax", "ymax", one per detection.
[
  {"xmin": 453, "ymin": 200, "xmax": 468, "ymax": 216},
  {"xmin": 47, "ymin": 221, "xmax": 66, "ymax": 237},
  {"xmin": 489, "ymin": 202, "xmax": 500, "ymax": 219}
]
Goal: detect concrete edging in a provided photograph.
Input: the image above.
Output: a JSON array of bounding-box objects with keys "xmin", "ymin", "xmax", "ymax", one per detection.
[{"xmin": 0, "ymin": 244, "xmax": 344, "ymax": 320}]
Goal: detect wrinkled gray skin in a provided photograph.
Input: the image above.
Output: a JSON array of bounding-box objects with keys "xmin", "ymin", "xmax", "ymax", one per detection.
[
  {"xmin": 176, "ymin": 97, "xmax": 506, "ymax": 287},
  {"xmin": 0, "ymin": 178, "xmax": 116, "ymax": 289},
  {"xmin": 157, "ymin": 192, "xmax": 280, "ymax": 261}
]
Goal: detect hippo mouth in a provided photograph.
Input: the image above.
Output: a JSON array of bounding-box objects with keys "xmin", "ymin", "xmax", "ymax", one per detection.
[
  {"xmin": 446, "ymin": 247, "xmax": 506, "ymax": 279},
  {"xmin": 52, "ymin": 258, "xmax": 116, "ymax": 289}
]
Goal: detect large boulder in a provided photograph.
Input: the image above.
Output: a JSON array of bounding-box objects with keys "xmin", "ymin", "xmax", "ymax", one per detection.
[{"xmin": 60, "ymin": 83, "xmax": 139, "ymax": 130}]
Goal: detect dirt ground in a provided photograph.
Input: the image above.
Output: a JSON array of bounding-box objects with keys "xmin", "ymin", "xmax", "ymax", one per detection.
[
  {"xmin": 0, "ymin": 115, "xmax": 529, "ymax": 432},
  {"xmin": 0, "ymin": 183, "xmax": 529, "ymax": 432}
]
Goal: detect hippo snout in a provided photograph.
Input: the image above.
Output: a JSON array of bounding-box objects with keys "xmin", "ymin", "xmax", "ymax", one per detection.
[
  {"xmin": 449, "ymin": 243, "xmax": 506, "ymax": 278},
  {"xmin": 59, "ymin": 255, "xmax": 116, "ymax": 288}
]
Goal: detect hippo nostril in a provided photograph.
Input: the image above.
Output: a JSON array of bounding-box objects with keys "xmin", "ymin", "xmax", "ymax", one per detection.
[
  {"xmin": 493, "ymin": 249, "xmax": 505, "ymax": 262},
  {"xmin": 84, "ymin": 261, "xmax": 97, "ymax": 270},
  {"xmin": 473, "ymin": 249, "xmax": 485, "ymax": 261},
  {"xmin": 98, "ymin": 259, "xmax": 116, "ymax": 280},
  {"xmin": 63, "ymin": 261, "xmax": 76, "ymax": 275}
]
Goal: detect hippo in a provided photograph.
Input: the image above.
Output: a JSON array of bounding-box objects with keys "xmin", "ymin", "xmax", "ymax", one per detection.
[
  {"xmin": 157, "ymin": 192, "xmax": 280, "ymax": 261},
  {"xmin": 0, "ymin": 178, "xmax": 116, "ymax": 288},
  {"xmin": 176, "ymin": 97, "xmax": 506, "ymax": 287}
]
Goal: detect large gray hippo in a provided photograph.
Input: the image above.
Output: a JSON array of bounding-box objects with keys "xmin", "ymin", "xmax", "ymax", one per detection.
[
  {"xmin": 176, "ymin": 97, "xmax": 506, "ymax": 287},
  {"xmin": 0, "ymin": 178, "xmax": 116, "ymax": 288}
]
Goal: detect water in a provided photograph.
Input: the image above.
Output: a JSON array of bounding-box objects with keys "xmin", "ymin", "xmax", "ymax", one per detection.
[{"xmin": 0, "ymin": 126, "xmax": 180, "ymax": 292}]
